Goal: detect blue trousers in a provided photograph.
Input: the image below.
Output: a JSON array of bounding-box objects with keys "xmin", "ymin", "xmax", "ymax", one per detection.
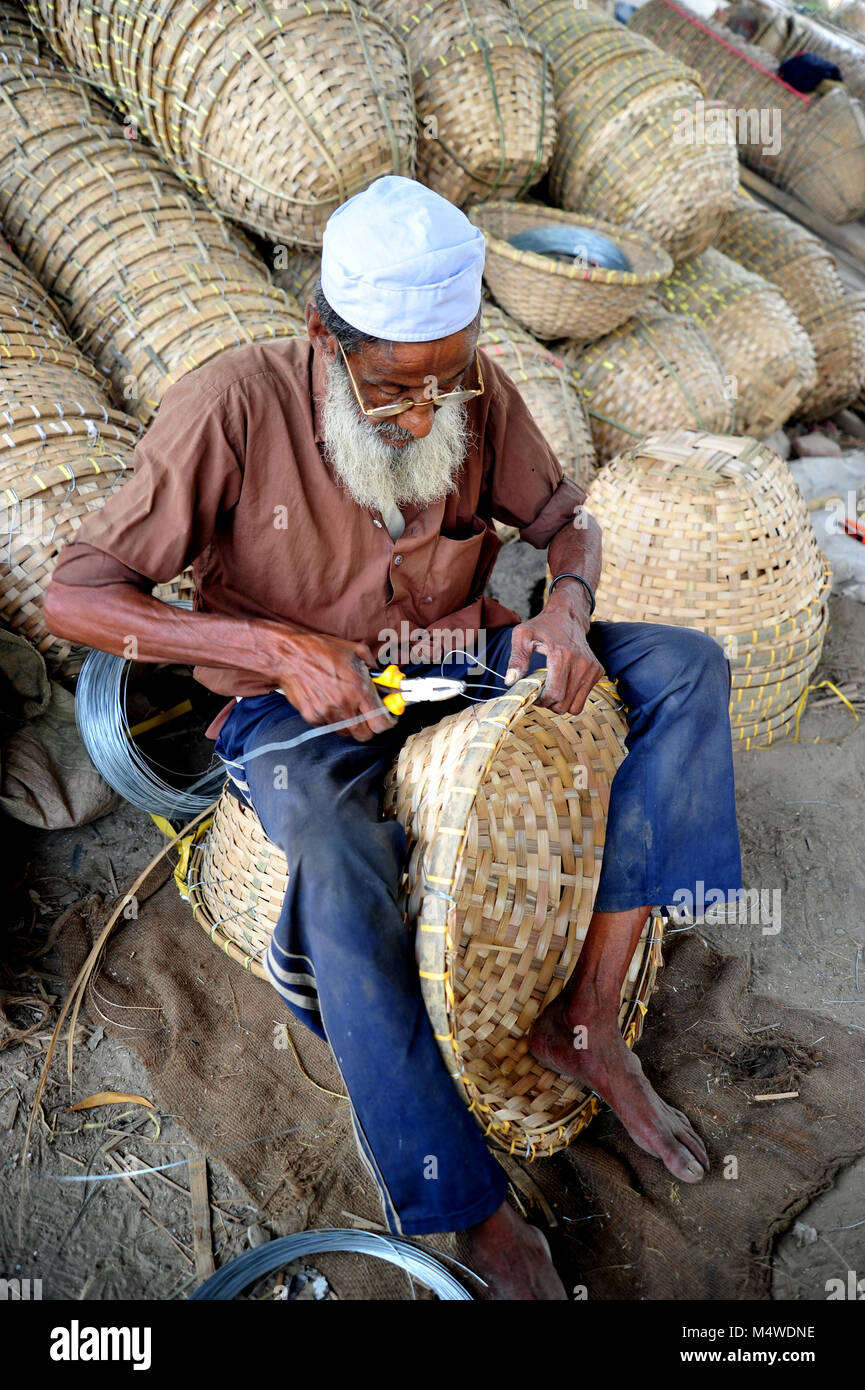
[{"xmin": 214, "ymin": 622, "xmax": 741, "ymax": 1235}]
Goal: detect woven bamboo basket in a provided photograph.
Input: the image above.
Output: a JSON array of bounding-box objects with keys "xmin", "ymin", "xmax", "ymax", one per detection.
[
  {"xmin": 585, "ymin": 430, "xmax": 830, "ymax": 748},
  {"xmin": 630, "ymin": 0, "xmax": 865, "ymax": 224},
  {"xmin": 271, "ymin": 252, "xmax": 322, "ymax": 310},
  {"xmin": 0, "ymin": 40, "xmax": 304, "ymax": 424},
  {"xmin": 369, "ymin": 0, "xmax": 555, "ymax": 206},
  {"xmin": 563, "ymin": 306, "xmax": 734, "ymax": 463},
  {"xmin": 656, "ymin": 248, "xmax": 817, "ymax": 437},
  {"xmin": 23, "ymin": 0, "xmax": 417, "ymax": 246},
  {"xmin": 0, "ymin": 239, "xmax": 113, "ymax": 414},
  {"xmin": 480, "ymin": 302, "xmax": 597, "ymax": 488},
  {"xmin": 715, "ymin": 192, "xmax": 865, "ymax": 419},
  {"xmin": 0, "ymin": 408, "xmax": 140, "ymax": 676},
  {"xmin": 187, "ymin": 677, "xmax": 664, "ymax": 1156},
  {"xmin": 512, "ymin": 1, "xmax": 739, "ymax": 261},
  {"xmin": 480, "ymin": 300, "xmax": 598, "ymax": 542},
  {"xmin": 469, "ymin": 202, "xmax": 672, "ymax": 340}
]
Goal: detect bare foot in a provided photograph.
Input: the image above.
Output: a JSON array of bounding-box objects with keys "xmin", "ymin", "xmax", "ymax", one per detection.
[
  {"xmin": 528, "ymin": 995, "xmax": 709, "ymax": 1184},
  {"xmin": 467, "ymin": 1201, "xmax": 568, "ymax": 1300}
]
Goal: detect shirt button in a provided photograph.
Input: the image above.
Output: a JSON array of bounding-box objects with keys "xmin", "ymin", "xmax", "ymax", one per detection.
[
  {"xmin": 373, "ymin": 519, "xmax": 383, "ymax": 528},
  {"xmin": 393, "ymin": 554, "xmax": 403, "ymax": 565},
  {"xmin": 423, "ymin": 595, "xmax": 433, "ymax": 603}
]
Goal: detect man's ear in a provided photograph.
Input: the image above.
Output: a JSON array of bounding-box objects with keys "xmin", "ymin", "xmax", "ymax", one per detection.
[{"xmin": 306, "ymin": 304, "xmax": 337, "ymax": 361}]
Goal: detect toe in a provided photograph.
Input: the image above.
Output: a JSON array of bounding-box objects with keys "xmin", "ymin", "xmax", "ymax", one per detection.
[{"xmin": 677, "ymin": 1123, "xmax": 709, "ymax": 1169}]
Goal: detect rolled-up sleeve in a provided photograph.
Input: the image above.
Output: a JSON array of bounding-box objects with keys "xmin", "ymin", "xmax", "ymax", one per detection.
[
  {"xmin": 484, "ymin": 358, "xmax": 588, "ymax": 547},
  {"xmin": 53, "ymin": 373, "xmax": 244, "ymax": 585}
]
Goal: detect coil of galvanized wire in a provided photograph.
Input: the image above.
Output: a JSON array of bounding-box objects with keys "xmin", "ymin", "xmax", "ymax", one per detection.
[
  {"xmin": 75, "ymin": 637, "xmax": 226, "ymax": 821},
  {"xmin": 188, "ymin": 1228, "xmax": 474, "ymax": 1300}
]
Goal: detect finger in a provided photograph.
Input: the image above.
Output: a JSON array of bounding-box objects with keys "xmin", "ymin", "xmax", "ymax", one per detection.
[
  {"xmin": 351, "ymin": 642, "xmax": 376, "ymax": 667},
  {"xmin": 504, "ymin": 625, "xmax": 536, "ymax": 685},
  {"xmin": 564, "ymin": 661, "xmax": 605, "ymax": 717},
  {"xmin": 536, "ymin": 646, "xmax": 569, "ymax": 708},
  {"xmin": 355, "ymin": 687, "xmax": 398, "ymax": 739},
  {"xmin": 538, "ymin": 647, "xmax": 589, "ymax": 711}
]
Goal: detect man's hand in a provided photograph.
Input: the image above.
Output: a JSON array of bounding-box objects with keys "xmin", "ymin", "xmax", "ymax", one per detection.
[
  {"xmin": 504, "ymin": 583, "xmax": 604, "ymax": 717},
  {"xmin": 266, "ymin": 629, "xmax": 397, "ymax": 742}
]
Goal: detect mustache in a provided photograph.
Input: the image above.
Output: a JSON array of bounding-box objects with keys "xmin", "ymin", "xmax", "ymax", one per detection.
[{"xmin": 374, "ymin": 417, "xmax": 416, "ymax": 449}]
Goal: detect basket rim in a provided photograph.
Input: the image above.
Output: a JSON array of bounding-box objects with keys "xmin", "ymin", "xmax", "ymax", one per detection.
[{"xmin": 468, "ymin": 202, "xmax": 673, "ymax": 286}]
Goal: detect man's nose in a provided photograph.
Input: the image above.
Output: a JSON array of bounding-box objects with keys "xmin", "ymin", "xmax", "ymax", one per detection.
[{"xmin": 397, "ymin": 400, "xmax": 437, "ymax": 439}]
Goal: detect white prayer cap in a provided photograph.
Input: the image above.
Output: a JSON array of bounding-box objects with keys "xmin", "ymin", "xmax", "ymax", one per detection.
[{"xmin": 320, "ymin": 176, "xmax": 485, "ymax": 343}]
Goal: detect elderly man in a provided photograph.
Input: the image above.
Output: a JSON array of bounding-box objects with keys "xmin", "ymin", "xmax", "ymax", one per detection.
[{"xmin": 45, "ymin": 176, "xmax": 741, "ymax": 1300}]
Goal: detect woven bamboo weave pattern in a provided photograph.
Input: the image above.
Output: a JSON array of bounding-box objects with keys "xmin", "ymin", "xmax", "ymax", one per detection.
[
  {"xmin": 480, "ymin": 302, "xmax": 597, "ymax": 489},
  {"xmin": 512, "ymin": 1, "xmax": 739, "ymax": 260},
  {"xmin": 23, "ymin": 0, "xmax": 417, "ymax": 245},
  {"xmin": 0, "ymin": 218, "xmax": 192, "ymax": 660},
  {"xmin": 0, "ymin": 10, "xmax": 304, "ymax": 424},
  {"xmin": 585, "ymin": 431, "xmax": 831, "ymax": 749},
  {"xmin": 0, "ymin": 238, "xmax": 106, "ymax": 410},
  {"xmin": 370, "ymin": 0, "xmax": 556, "ymax": 206},
  {"xmin": 715, "ymin": 192, "xmax": 865, "ymax": 418},
  {"xmin": 0, "ymin": 409, "xmax": 141, "ymax": 676},
  {"xmin": 187, "ymin": 678, "xmax": 664, "ymax": 1155},
  {"xmin": 562, "ymin": 307, "xmax": 734, "ymax": 463},
  {"xmin": 630, "ymin": 0, "xmax": 865, "ymax": 224},
  {"xmin": 480, "ymin": 300, "xmax": 598, "ymax": 542},
  {"xmin": 469, "ymin": 201, "xmax": 672, "ymax": 340},
  {"xmin": 656, "ymin": 247, "xmax": 817, "ymax": 436},
  {"xmin": 271, "ymin": 251, "xmax": 322, "ymax": 311}
]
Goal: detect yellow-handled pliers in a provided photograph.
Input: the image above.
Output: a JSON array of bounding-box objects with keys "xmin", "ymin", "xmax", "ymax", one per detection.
[{"xmin": 371, "ymin": 664, "xmax": 466, "ymax": 716}]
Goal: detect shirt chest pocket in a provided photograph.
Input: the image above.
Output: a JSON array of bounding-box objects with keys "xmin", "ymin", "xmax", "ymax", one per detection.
[{"xmin": 420, "ymin": 517, "xmax": 493, "ymax": 621}]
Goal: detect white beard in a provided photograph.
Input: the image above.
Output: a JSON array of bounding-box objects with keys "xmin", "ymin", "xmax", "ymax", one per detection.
[{"xmin": 319, "ymin": 354, "xmax": 472, "ymax": 513}]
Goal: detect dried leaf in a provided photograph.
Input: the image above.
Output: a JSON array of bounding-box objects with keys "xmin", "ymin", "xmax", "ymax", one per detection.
[{"xmin": 68, "ymin": 1090, "xmax": 154, "ymax": 1112}]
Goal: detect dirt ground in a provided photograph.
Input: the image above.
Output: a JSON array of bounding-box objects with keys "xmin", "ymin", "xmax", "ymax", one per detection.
[{"xmin": 2, "ymin": 541, "xmax": 864, "ymax": 1301}]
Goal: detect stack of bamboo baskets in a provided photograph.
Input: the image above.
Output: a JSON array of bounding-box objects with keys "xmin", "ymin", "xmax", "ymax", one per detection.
[
  {"xmin": 0, "ymin": 7, "xmax": 304, "ymax": 426},
  {"xmin": 480, "ymin": 302, "xmax": 597, "ymax": 490},
  {"xmin": 656, "ymin": 248, "xmax": 818, "ymax": 436},
  {"xmin": 188, "ymin": 676, "xmax": 664, "ymax": 1156},
  {"xmin": 512, "ymin": 0, "xmax": 740, "ymax": 261},
  {"xmin": 586, "ymin": 431, "xmax": 831, "ymax": 749},
  {"xmin": 562, "ymin": 306, "xmax": 735, "ymax": 463},
  {"xmin": 630, "ymin": 0, "xmax": 865, "ymax": 224},
  {"xmin": 0, "ymin": 236, "xmax": 141, "ymax": 677},
  {"xmin": 369, "ymin": 0, "xmax": 557, "ymax": 206},
  {"xmin": 715, "ymin": 193, "xmax": 865, "ymax": 419},
  {"xmin": 22, "ymin": 0, "xmax": 418, "ymax": 246}
]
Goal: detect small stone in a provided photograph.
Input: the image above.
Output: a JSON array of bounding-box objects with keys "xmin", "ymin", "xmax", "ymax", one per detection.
[
  {"xmin": 762, "ymin": 428, "xmax": 791, "ymax": 460},
  {"xmin": 86, "ymin": 1026, "xmax": 105, "ymax": 1052},
  {"xmin": 247, "ymin": 1223, "xmax": 270, "ymax": 1248},
  {"xmin": 792, "ymin": 432, "xmax": 842, "ymax": 458}
]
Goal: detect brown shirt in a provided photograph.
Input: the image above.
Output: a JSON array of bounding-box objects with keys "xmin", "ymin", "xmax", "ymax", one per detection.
[{"xmin": 52, "ymin": 337, "xmax": 585, "ymax": 698}]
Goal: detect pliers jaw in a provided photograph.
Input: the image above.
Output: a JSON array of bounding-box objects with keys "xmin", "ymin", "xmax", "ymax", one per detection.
[{"xmin": 371, "ymin": 664, "xmax": 465, "ymax": 716}]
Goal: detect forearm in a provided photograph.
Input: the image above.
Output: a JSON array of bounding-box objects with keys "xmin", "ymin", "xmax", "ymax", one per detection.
[
  {"xmin": 545, "ymin": 511, "xmax": 603, "ymax": 632},
  {"xmin": 43, "ymin": 579, "xmax": 301, "ymax": 686}
]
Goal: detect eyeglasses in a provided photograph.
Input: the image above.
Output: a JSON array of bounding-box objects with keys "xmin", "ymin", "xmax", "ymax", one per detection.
[{"xmin": 337, "ymin": 339, "xmax": 484, "ymax": 420}]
